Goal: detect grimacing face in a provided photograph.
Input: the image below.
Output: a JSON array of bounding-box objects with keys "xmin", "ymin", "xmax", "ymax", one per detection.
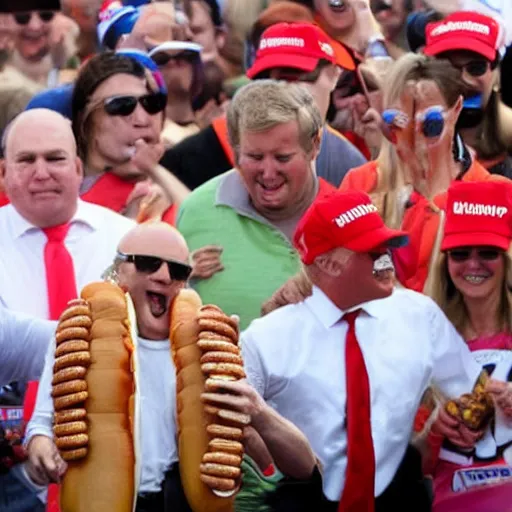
[
  {"xmin": 1, "ymin": 111, "xmax": 82, "ymax": 228},
  {"xmin": 237, "ymin": 120, "xmax": 318, "ymax": 217}
]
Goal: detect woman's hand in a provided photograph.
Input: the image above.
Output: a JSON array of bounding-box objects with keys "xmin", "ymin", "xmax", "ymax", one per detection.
[{"xmin": 486, "ymin": 378, "xmax": 512, "ymax": 418}]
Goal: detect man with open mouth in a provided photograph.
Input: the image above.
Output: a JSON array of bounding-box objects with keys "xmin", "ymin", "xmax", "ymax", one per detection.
[{"xmin": 242, "ymin": 189, "xmax": 487, "ymax": 511}]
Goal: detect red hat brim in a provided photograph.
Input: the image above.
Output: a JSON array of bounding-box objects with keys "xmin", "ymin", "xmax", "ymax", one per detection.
[
  {"xmin": 343, "ymin": 225, "xmax": 409, "ymax": 253},
  {"xmin": 441, "ymin": 232, "xmax": 510, "ymax": 252},
  {"xmin": 246, "ymin": 53, "xmax": 320, "ymax": 79},
  {"xmin": 425, "ymin": 36, "xmax": 496, "ymax": 62}
]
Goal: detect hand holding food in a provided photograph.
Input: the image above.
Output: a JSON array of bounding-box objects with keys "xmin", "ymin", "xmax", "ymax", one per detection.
[
  {"xmin": 55, "ymin": 283, "xmax": 138, "ymax": 512},
  {"xmin": 445, "ymin": 371, "xmax": 494, "ymax": 431},
  {"xmin": 486, "ymin": 378, "xmax": 512, "ymax": 418},
  {"xmin": 170, "ymin": 290, "xmax": 234, "ymax": 512},
  {"xmin": 26, "ymin": 435, "xmax": 67, "ymax": 486}
]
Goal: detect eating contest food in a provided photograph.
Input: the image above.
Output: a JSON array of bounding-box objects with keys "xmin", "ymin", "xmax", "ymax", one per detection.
[
  {"xmin": 52, "ymin": 284, "xmax": 243, "ymax": 512},
  {"xmin": 52, "ymin": 282, "xmax": 139, "ymax": 512},
  {"xmin": 445, "ymin": 371, "xmax": 495, "ymax": 430},
  {"xmin": 171, "ymin": 290, "xmax": 248, "ymax": 512}
]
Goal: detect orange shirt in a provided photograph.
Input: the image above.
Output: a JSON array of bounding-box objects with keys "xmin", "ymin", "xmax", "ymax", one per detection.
[{"xmin": 339, "ymin": 160, "xmax": 509, "ymax": 291}]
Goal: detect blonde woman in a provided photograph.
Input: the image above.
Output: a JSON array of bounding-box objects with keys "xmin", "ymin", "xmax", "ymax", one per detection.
[
  {"xmin": 423, "ymin": 180, "xmax": 512, "ymax": 511},
  {"xmin": 339, "ymin": 52, "xmax": 508, "ymax": 292}
]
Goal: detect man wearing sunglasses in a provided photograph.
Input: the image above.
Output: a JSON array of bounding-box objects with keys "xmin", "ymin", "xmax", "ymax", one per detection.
[
  {"xmin": 24, "ymin": 221, "xmax": 318, "ymax": 512},
  {"xmin": 424, "ymin": 11, "xmax": 512, "ymax": 179}
]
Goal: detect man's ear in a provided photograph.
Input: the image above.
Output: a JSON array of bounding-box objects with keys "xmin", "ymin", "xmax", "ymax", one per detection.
[
  {"xmin": 452, "ymin": 95, "xmax": 464, "ymax": 120},
  {"xmin": 310, "ymin": 130, "xmax": 322, "ymax": 161},
  {"xmin": 215, "ymin": 28, "xmax": 226, "ymax": 51},
  {"xmin": 315, "ymin": 253, "xmax": 342, "ymax": 277},
  {"xmin": 75, "ymin": 156, "xmax": 84, "ymax": 179},
  {"xmin": 0, "ymin": 158, "xmax": 6, "ymax": 181}
]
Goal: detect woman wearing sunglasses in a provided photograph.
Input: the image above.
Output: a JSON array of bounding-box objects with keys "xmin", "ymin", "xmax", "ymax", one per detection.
[
  {"xmin": 424, "ymin": 11, "xmax": 512, "ymax": 179},
  {"xmin": 423, "ymin": 180, "xmax": 512, "ymax": 512}
]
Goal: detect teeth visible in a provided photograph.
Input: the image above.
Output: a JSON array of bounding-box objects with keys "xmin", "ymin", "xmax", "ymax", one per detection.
[{"xmin": 464, "ymin": 276, "xmax": 486, "ymax": 284}]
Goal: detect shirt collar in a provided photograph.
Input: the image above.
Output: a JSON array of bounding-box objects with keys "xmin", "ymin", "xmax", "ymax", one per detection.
[
  {"xmin": 215, "ymin": 168, "xmax": 319, "ymax": 219},
  {"xmin": 10, "ymin": 199, "xmax": 99, "ymax": 239},
  {"xmin": 305, "ymin": 285, "xmax": 386, "ymax": 328}
]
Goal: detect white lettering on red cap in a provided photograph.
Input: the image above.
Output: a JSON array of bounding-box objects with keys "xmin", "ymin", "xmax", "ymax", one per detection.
[
  {"xmin": 432, "ymin": 21, "xmax": 491, "ymax": 37},
  {"xmin": 259, "ymin": 37, "xmax": 305, "ymax": 50},
  {"xmin": 334, "ymin": 204, "xmax": 378, "ymax": 228},
  {"xmin": 453, "ymin": 201, "xmax": 508, "ymax": 218},
  {"xmin": 319, "ymin": 41, "xmax": 334, "ymax": 57}
]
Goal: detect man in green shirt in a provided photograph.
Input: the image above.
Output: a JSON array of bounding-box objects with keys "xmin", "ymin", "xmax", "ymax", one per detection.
[{"xmin": 178, "ymin": 79, "xmax": 334, "ymax": 329}]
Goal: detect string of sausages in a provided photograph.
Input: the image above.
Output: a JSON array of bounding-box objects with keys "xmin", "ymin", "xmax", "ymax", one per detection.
[
  {"xmin": 197, "ymin": 305, "xmax": 248, "ymax": 495},
  {"xmin": 51, "ymin": 299, "xmax": 92, "ymax": 462}
]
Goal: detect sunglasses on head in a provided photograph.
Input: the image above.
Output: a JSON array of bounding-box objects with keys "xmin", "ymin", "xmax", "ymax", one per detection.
[
  {"xmin": 103, "ymin": 93, "xmax": 167, "ymax": 117},
  {"xmin": 447, "ymin": 248, "xmax": 501, "ymax": 262},
  {"xmin": 14, "ymin": 11, "xmax": 55, "ymax": 25},
  {"xmin": 117, "ymin": 252, "xmax": 193, "ymax": 281},
  {"xmin": 151, "ymin": 51, "xmax": 197, "ymax": 67},
  {"xmin": 452, "ymin": 59, "xmax": 490, "ymax": 78}
]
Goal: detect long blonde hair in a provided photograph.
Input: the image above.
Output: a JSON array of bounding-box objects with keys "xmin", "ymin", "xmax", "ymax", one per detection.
[
  {"xmin": 425, "ymin": 235, "xmax": 512, "ymax": 338},
  {"xmin": 372, "ymin": 53, "xmax": 470, "ymax": 229}
]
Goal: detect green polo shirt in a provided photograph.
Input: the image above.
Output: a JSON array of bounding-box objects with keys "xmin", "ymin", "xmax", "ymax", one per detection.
[{"xmin": 177, "ymin": 170, "xmax": 302, "ymax": 330}]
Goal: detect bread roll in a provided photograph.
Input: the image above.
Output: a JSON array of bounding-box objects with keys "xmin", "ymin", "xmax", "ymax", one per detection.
[
  {"xmin": 170, "ymin": 289, "xmax": 234, "ymax": 512},
  {"xmin": 58, "ymin": 282, "xmax": 139, "ymax": 512}
]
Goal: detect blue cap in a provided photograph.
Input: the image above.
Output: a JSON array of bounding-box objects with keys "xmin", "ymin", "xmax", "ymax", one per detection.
[
  {"xmin": 97, "ymin": 5, "xmax": 140, "ymax": 49},
  {"xmin": 116, "ymin": 48, "xmax": 168, "ymax": 96},
  {"xmin": 122, "ymin": 0, "xmax": 150, "ymax": 6},
  {"xmin": 25, "ymin": 83, "xmax": 74, "ymax": 120}
]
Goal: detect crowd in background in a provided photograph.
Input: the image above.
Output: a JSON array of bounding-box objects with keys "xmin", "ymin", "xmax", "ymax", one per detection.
[{"xmin": 2, "ymin": 0, "xmax": 512, "ymax": 511}]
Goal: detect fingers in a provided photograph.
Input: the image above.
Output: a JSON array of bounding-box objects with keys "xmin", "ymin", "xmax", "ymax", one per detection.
[
  {"xmin": 486, "ymin": 378, "xmax": 508, "ymax": 395},
  {"xmin": 191, "ymin": 245, "xmax": 223, "ymax": 258}
]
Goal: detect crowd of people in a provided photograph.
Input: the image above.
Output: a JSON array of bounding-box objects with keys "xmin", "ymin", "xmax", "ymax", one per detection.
[{"xmin": 1, "ymin": 0, "xmax": 512, "ymax": 511}]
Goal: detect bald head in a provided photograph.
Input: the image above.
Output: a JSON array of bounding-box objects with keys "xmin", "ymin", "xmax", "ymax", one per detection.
[
  {"xmin": 3, "ymin": 109, "xmax": 76, "ymax": 159},
  {"xmin": 118, "ymin": 221, "xmax": 190, "ymax": 264}
]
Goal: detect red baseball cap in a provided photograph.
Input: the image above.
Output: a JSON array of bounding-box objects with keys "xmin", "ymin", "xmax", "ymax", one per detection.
[
  {"xmin": 247, "ymin": 22, "xmax": 354, "ymax": 79},
  {"xmin": 293, "ymin": 191, "xmax": 409, "ymax": 265},
  {"xmin": 441, "ymin": 181, "xmax": 512, "ymax": 251},
  {"xmin": 424, "ymin": 11, "xmax": 500, "ymax": 62}
]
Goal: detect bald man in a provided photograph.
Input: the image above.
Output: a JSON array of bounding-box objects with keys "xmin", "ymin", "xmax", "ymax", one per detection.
[
  {"xmin": 23, "ymin": 221, "xmax": 194, "ymax": 511},
  {"xmin": 23, "ymin": 221, "xmax": 318, "ymax": 512},
  {"xmin": 0, "ymin": 108, "xmax": 133, "ymax": 509}
]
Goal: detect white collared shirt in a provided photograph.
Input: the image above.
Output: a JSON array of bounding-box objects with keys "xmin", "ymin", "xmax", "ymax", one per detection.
[
  {"xmin": 0, "ymin": 200, "xmax": 134, "ymax": 317},
  {"xmin": 241, "ymin": 286, "xmax": 482, "ymax": 501}
]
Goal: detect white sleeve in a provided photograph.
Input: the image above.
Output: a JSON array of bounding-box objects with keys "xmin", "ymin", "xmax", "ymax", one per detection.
[
  {"xmin": 0, "ymin": 306, "xmax": 57, "ymax": 386},
  {"xmin": 240, "ymin": 329, "xmax": 269, "ymax": 399},
  {"xmin": 430, "ymin": 303, "xmax": 482, "ymax": 397},
  {"xmin": 24, "ymin": 338, "xmax": 56, "ymax": 445}
]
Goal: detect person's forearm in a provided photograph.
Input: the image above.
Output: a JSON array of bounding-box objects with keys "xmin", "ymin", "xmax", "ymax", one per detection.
[
  {"xmin": 150, "ymin": 164, "xmax": 190, "ymax": 208},
  {"xmin": 251, "ymin": 405, "xmax": 316, "ymax": 480}
]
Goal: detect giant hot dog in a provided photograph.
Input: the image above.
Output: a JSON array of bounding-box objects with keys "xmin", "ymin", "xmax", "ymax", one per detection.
[
  {"xmin": 54, "ymin": 282, "xmax": 140, "ymax": 512},
  {"xmin": 171, "ymin": 290, "xmax": 242, "ymax": 512}
]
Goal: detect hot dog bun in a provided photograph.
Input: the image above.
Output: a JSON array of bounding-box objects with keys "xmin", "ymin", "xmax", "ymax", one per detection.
[
  {"xmin": 170, "ymin": 290, "xmax": 234, "ymax": 512},
  {"xmin": 58, "ymin": 282, "xmax": 138, "ymax": 512}
]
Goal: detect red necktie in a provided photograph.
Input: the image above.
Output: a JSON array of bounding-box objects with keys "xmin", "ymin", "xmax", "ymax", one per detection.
[
  {"xmin": 24, "ymin": 223, "xmax": 77, "ymax": 512},
  {"xmin": 338, "ymin": 310, "xmax": 375, "ymax": 512}
]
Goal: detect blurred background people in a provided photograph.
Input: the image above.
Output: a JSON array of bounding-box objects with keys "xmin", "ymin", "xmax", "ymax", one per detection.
[{"xmin": 424, "ymin": 11, "xmax": 512, "ymax": 178}]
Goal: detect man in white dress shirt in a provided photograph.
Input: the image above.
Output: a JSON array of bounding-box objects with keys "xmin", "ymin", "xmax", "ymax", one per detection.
[
  {"xmin": 234, "ymin": 190, "xmax": 484, "ymax": 511},
  {"xmin": 23, "ymin": 222, "xmax": 317, "ymax": 512},
  {"xmin": 0, "ymin": 108, "xmax": 134, "ymax": 510}
]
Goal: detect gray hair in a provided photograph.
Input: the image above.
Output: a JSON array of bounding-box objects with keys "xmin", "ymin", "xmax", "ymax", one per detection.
[{"xmin": 227, "ymin": 79, "xmax": 323, "ymax": 162}]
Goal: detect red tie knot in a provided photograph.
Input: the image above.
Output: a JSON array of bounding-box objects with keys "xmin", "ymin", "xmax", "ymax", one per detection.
[
  {"xmin": 342, "ymin": 309, "xmax": 361, "ymax": 326},
  {"xmin": 43, "ymin": 223, "xmax": 71, "ymax": 243}
]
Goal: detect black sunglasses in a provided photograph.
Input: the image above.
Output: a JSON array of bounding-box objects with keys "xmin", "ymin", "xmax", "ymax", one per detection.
[
  {"xmin": 453, "ymin": 60, "xmax": 490, "ymax": 78},
  {"xmin": 103, "ymin": 93, "xmax": 167, "ymax": 117},
  {"xmin": 117, "ymin": 252, "xmax": 192, "ymax": 281},
  {"xmin": 447, "ymin": 248, "xmax": 501, "ymax": 262},
  {"xmin": 14, "ymin": 11, "xmax": 55, "ymax": 25},
  {"xmin": 151, "ymin": 51, "xmax": 197, "ymax": 67}
]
